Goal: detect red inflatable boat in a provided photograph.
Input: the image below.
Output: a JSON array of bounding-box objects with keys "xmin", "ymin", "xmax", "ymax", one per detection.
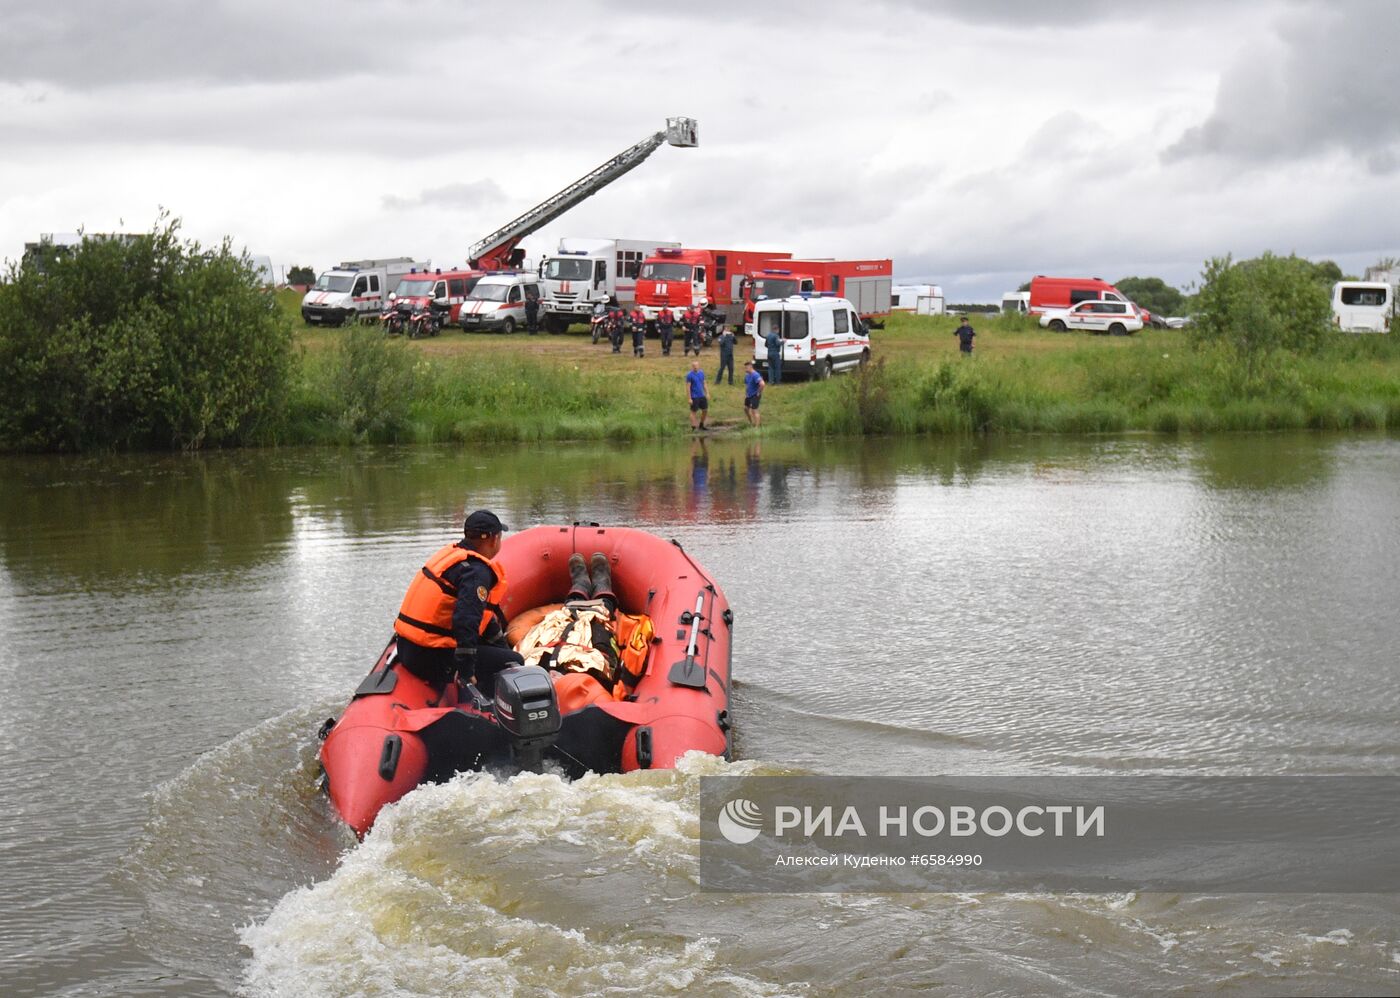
[{"xmin": 319, "ymin": 525, "xmax": 733, "ymax": 837}]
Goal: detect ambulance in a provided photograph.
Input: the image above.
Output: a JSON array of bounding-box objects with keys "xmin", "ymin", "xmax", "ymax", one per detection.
[
  {"xmin": 458, "ymin": 272, "xmax": 544, "ymax": 334},
  {"xmin": 740, "ymin": 259, "xmax": 893, "ymax": 333},
  {"xmin": 750, "ymin": 294, "xmax": 871, "ymax": 381}
]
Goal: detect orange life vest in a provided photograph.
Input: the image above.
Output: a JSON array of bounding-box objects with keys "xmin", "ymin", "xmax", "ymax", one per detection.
[
  {"xmin": 394, "ymin": 544, "xmax": 507, "ymax": 649},
  {"xmin": 613, "ymin": 611, "xmax": 655, "ymax": 690}
]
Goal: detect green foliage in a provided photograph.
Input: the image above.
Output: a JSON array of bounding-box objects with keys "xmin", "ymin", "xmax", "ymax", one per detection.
[
  {"xmin": 286, "ymin": 265, "xmax": 316, "ymax": 285},
  {"xmin": 0, "ymin": 215, "xmax": 293, "ymax": 451},
  {"xmin": 1190, "ymin": 252, "xmax": 1332, "ymax": 382},
  {"xmin": 1114, "ymin": 276, "xmax": 1188, "ymax": 317},
  {"xmin": 1309, "ymin": 259, "xmax": 1343, "ymax": 284},
  {"xmin": 313, "ymin": 326, "xmax": 417, "ymax": 441}
]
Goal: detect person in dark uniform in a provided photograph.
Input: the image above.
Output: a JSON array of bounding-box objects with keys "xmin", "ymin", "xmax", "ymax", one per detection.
[
  {"xmin": 955, "ymin": 316, "xmax": 976, "ymax": 355},
  {"xmin": 657, "ymin": 306, "xmax": 676, "ymax": 356},
  {"xmin": 629, "ymin": 306, "xmax": 647, "ymax": 357},
  {"xmin": 607, "ymin": 303, "xmax": 625, "ymax": 353},
  {"xmin": 681, "ymin": 304, "xmax": 701, "ymax": 356},
  {"xmin": 763, "ymin": 321, "xmax": 783, "ymax": 384},
  {"xmin": 392, "ymin": 509, "xmax": 524, "ymax": 695},
  {"xmin": 715, "ymin": 323, "xmax": 736, "ymax": 385},
  {"xmin": 524, "ymin": 286, "xmax": 541, "ymax": 334}
]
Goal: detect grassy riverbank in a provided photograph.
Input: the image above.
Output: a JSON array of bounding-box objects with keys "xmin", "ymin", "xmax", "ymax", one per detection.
[{"xmin": 277, "ymin": 291, "xmax": 1400, "ymax": 444}]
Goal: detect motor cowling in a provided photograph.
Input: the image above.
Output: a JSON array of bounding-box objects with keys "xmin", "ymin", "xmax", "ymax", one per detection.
[{"xmin": 492, "ymin": 665, "xmax": 561, "ymax": 770}]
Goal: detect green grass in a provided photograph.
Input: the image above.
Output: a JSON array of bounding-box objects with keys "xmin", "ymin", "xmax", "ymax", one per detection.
[{"xmin": 268, "ymin": 290, "xmax": 1400, "ymax": 443}]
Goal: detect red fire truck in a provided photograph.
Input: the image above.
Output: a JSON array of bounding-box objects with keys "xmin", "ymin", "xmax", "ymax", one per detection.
[
  {"xmin": 634, "ymin": 247, "xmax": 791, "ymax": 321},
  {"xmin": 738, "ymin": 258, "xmax": 893, "ymax": 329}
]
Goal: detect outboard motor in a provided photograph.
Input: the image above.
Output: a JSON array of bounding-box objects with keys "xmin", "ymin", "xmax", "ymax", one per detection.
[{"xmin": 492, "ymin": 665, "xmax": 561, "ymax": 772}]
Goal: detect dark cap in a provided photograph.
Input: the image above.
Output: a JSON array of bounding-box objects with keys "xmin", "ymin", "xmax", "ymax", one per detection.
[{"xmin": 463, "ymin": 509, "xmax": 508, "ymax": 536}]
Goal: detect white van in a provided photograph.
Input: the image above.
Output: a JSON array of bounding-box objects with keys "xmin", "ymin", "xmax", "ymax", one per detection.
[
  {"xmin": 458, "ymin": 272, "xmax": 543, "ymax": 333},
  {"xmin": 1331, "ymin": 281, "xmax": 1391, "ymax": 333},
  {"xmin": 1000, "ymin": 291, "xmax": 1030, "ymax": 314},
  {"xmin": 751, "ymin": 295, "xmax": 871, "ymax": 381},
  {"xmin": 301, "ymin": 258, "xmax": 428, "ymax": 326}
]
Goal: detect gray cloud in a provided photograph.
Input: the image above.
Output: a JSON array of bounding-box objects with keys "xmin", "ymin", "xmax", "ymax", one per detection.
[
  {"xmin": 7, "ymin": 0, "xmax": 1400, "ymax": 306},
  {"xmin": 1167, "ymin": 1, "xmax": 1400, "ymax": 168},
  {"xmin": 0, "ymin": 2, "xmax": 401, "ymax": 87},
  {"xmin": 383, "ymin": 180, "xmax": 506, "ymax": 211}
]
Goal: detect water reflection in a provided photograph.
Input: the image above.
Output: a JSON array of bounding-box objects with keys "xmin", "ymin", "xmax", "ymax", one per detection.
[{"xmin": 0, "ymin": 434, "xmax": 1382, "ymax": 594}]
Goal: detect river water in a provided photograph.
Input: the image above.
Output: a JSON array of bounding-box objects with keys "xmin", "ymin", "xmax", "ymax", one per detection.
[{"xmin": 1, "ymin": 434, "xmax": 1398, "ymax": 996}]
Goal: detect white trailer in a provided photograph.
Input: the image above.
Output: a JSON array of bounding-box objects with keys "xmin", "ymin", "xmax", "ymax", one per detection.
[
  {"xmin": 540, "ymin": 237, "xmax": 680, "ymax": 332},
  {"xmin": 1331, "ymin": 281, "xmax": 1391, "ymax": 333},
  {"xmin": 891, "ymin": 283, "xmax": 944, "ymax": 315},
  {"xmin": 301, "ymin": 257, "xmax": 430, "ymax": 326}
]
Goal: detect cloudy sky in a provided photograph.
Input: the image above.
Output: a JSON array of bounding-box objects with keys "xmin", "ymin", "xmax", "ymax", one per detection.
[{"xmin": 3, "ymin": 0, "xmax": 1399, "ymax": 302}]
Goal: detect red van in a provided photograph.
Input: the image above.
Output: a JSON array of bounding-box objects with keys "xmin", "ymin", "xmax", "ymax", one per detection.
[
  {"xmin": 1028, "ymin": 276, "xmax": 1132, "ymax": 315},
  {"xmin": 390, "ymin": 268, "xmax": 484, "ymax": 324}
]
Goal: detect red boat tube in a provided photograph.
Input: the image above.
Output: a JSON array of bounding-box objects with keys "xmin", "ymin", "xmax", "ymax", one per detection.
[{"xmin": 319, "ymin": 525, "xmax": 733, "ymax": 838}]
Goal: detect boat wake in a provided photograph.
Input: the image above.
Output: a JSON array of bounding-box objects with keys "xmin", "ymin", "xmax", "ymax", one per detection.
[{"xmin": 240, "ymin": 752, "xmax": 794, "ymax": 997}]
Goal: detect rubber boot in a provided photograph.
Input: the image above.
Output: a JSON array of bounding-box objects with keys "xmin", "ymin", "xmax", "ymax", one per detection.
[
  {"xmin": 567, "ymin": 553, "xmax": 590, "ymax": 601},
  {"xmin": 589, "ymin": 552, "xmax": 616, "ymax": 609}
]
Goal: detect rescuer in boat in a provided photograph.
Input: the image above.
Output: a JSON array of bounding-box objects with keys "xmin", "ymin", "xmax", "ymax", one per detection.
[
  {"xmin": 393, "ymin": 509, "xmax": 524, "ymax": 696},
  {"xmin": 512, "ymin": 551, "xmax": 653, "ymax": 712}
]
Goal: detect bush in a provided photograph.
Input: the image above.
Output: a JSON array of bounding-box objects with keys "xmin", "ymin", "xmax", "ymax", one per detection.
[
  {"xmin": 0, "ymin": 216, "xmax": 293, "ymax": 450},
  {"xmin": 1191, "ymin": 252, "xmax": 1331, "ymax": 383},
  {"xmin": 322, "ymin": 327, "xmax": 419, "ymax": 442}
]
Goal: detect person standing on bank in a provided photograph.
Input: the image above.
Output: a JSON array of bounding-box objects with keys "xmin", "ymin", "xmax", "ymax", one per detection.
[
  {"xmin": 524, "ymin": 286, "xmax": 541, "ymax": 334},
  {"xmin": 955, "ymin": 316, "xmax": 976, "ymax": 355},
  {"xmin": 763, "ymin": 321, "xmax": 783, "ymax": 384},
  {"xmin": 393, "ymin": 510, "xmax": 524, "ymax": 695},
  {"xmin": 716, "ymin": 323, "xmax": 736, "ymax": 385},
  {"xmin": 685, "ymin": 359, "xmax": 710, "ymax": 431},
  {"xmin": 743, "ymin": 360, "xmax": 765, "ymax": 428}
]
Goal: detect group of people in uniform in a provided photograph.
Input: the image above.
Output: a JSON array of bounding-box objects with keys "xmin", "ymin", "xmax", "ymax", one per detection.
[{"xmin": 590, "ymin": 297, "xmax": 727, "ymax": 358}]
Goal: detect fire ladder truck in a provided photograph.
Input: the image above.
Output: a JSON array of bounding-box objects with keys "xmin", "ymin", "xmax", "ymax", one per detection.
[{"xmin": 465, "ymin": 117, "xmax": 699, "ymax": 271}]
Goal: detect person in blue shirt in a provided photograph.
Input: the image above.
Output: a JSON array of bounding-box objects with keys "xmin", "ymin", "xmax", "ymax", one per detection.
[
  {"xmin": 955, "ymin": 316, "xmax": 976, "ymax": 355},
  {"xmin": 763, "ymin": 321, "xmax": 783, "ymax": 384},
  {"xmin": 684, "ymin": 360, "xmax": 709, "ymax": 431},
  {"xmin": 742, "ymin": 360, "xmax": 766, "ymax": 428}
]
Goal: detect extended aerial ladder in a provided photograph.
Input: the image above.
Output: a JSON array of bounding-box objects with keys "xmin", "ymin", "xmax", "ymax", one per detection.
[{"xmin": 465, "ymin": 117, "xmax": 699, "ymax": 271}]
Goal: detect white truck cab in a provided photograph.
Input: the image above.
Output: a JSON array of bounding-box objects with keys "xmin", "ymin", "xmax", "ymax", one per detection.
[
  {"xmin": 301, "ymin": 258, "xmax": 428, "ymax": 326},
  {"xmin": 458, "ymin": 272, "xmax": 543, "ymax": 334},
  {"xmin": 1331, "ymin": 281, "xmax": 1391, "ymax": 333},
  {"xmin": 539, "ymin": 237, "xmax": 680, "ymax": 332},
  {"xmin": 751, "ymin": 295, "xmax": 871, "ymax": 381}
]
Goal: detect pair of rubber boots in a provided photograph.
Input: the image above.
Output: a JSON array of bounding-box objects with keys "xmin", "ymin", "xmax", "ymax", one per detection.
[{"xmin": 568, "ymin": 552, "xmax": 615, "ymax": 605}]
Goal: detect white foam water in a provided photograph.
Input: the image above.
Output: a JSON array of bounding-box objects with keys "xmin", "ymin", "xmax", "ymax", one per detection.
[{"xmin": 241, "ymin": 753, "xmax": 799, "ymax": 997}]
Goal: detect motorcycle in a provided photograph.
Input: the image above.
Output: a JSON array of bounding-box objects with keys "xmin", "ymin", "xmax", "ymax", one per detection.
[
  {"xmin": 407, "ymin": 299, "xmax": 446, "ymax": 339},
  {"xmin": 590, "ymin": 308, "xmax": 607, "ymax": 344},
  {"xmin": 380, "ymin": 296, "xmax": 405, "ymax": 336},
  {"xmin": 701, "ymin": 309, "xmax": 722, "ymax": 349}
]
